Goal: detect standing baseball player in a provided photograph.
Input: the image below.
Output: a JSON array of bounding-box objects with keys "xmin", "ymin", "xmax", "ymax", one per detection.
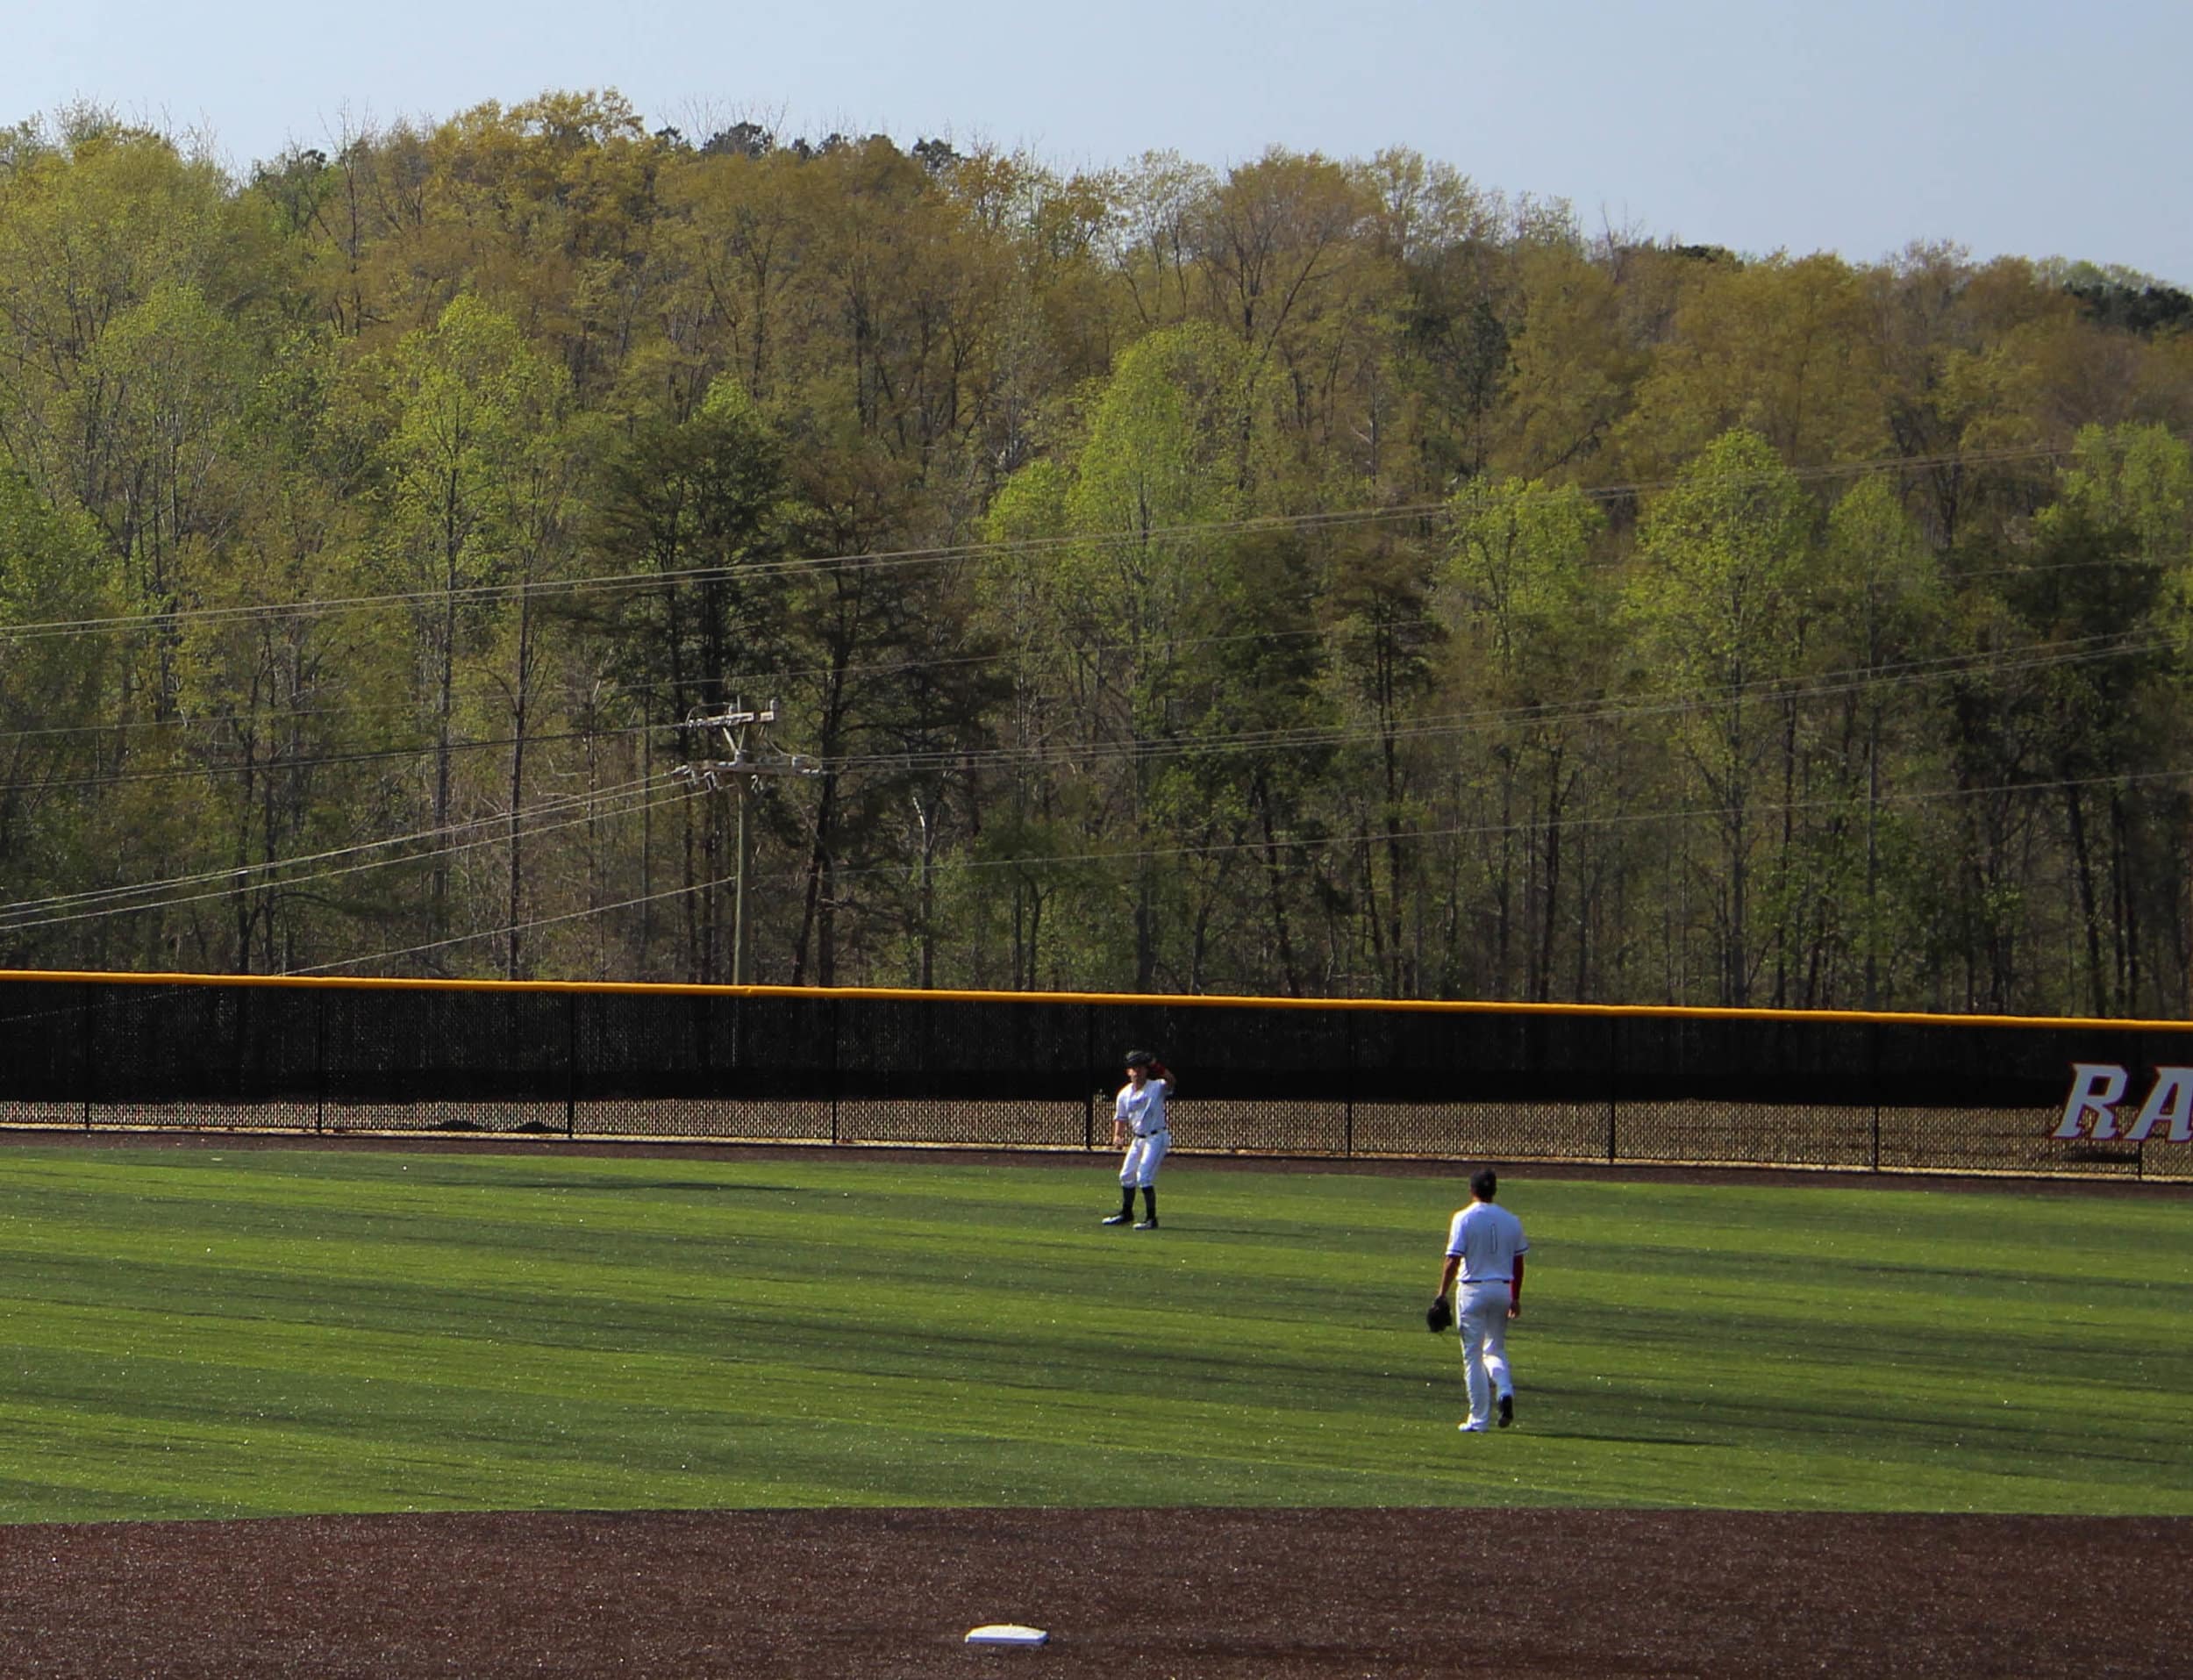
[
  {"xmin": 1101, "ymin": 1050, "xmax": 1174, "ymax": 1229},
  {"xmin": 1430, "ymin": 1168, "xmax": 1527, "ymax": 1432}
]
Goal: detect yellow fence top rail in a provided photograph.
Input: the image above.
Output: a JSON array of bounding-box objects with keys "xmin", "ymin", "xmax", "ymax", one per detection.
[{"xmin": 3, "ymin": 967, "xmax": 2191, "ymax": 1034}]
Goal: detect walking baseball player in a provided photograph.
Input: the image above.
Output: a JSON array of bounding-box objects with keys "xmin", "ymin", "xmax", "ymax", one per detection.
[
  {"xmin": 1101, "ymin": 1050, "xmax": 1173, "ymax": 1229},
  {"xmin": 1429, "ymin": 1168, "xmax": 1527, "ymax": 1431}
]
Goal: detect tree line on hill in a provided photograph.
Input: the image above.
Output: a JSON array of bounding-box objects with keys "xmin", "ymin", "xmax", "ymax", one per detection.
[{"xmin": 1, "ymin": 90, "xmax": 2190, "ymax": 1015}]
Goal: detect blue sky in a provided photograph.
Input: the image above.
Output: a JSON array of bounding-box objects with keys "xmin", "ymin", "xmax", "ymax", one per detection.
[{"xmin": 8, "ymin": 0, "xmax": 2189, "ymax": 284}]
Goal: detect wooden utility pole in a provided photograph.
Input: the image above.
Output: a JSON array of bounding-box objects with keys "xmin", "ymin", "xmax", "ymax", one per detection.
[{"xmin": 670, "ymin": 699, "xmax": 819, "ymax": 984}]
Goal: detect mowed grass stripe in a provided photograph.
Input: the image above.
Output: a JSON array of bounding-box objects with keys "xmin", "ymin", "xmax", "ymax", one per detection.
[{"xmin": 0, "ymin": 1147, "xmax": 2188, "ymax": 1522}]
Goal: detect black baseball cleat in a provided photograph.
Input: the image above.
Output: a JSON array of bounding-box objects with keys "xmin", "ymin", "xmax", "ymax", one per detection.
[
  {"xmin": 1133, "ymin": 1217, "xmax": 1158, "ymax": 1229},
  {"xmin": 1497, "ymin": 1392, "xmax": 1514, "ymax": 1428},
  {"xmin": 1101, "ymin": 1212, "xmax": 1132, "ymax": 1226}
]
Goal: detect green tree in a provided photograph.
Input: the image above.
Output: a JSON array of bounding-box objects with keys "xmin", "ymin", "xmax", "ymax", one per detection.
[
  {"xmin": 1323, "ymin": 533, "xmax": 1445, "ymax": 997},
  {"xmin": 1811, "ymin": 475, "xmax": 1948, "ymax": 1007},
  {"xmin": 1062, "ymin": 323, "xmax": 1247, "ymax": 986},
  {"xmin": 1494, "ymin": 240, "xmax": 1641, "ymax": 483},
  {"xmin": 1618, "ymin": 253, "xmax": 1886, "ymax": 483},
  {"xmin": 0, "ymin": 473, "xmax": 118, "ymax": 962},
  {"xmin": 2027, "ymin": 423, "xmax": 2193, "ymax": 1012},
  {"xmin": 581, "ymin": 377, "xmax": 796, "ymax": 982},
  {"xmin": 163, "ymin": 330, "xmax": 397, "ymax": 973},
  {"xmin": 978, "ymin": 323, "xmax": 1253, "ymax": 987},
  {"xmin": 372, "ymin": 292, "xmax": 567, "ymax": 962},
  {"xmin": 1442, "ymin": 475, "xmax": 1607, "ymax": 998},
  {"xmin": 1627, "ymin": 429, "xmax": 1812, "ymax": 1004}
]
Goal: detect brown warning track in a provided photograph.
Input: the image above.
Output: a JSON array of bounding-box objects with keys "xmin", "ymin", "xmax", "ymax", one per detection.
[
  {"xmin": 2, "ymin": 1507, "xmax": 2185, "ymax": 1677},
  {"xmin": 5, "ymin": 1126, "xmax": 2192, "ymax": 1195}
]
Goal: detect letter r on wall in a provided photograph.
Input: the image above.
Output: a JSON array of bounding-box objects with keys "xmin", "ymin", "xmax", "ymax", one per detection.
[{"xmin": 2056, "ymin": 1063, "xmax": 2129, "ymax": 1140}]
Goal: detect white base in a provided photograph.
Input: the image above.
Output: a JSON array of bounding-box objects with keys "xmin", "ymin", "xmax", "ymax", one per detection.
[{"xmin": 965, "ymin": 1623, "xmax": 1049, "ymax": 1646}]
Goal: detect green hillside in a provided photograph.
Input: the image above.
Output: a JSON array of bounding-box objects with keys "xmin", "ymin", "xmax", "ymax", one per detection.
[{"xmin": 3, "ymin": 107, "xmax": 2191, "ymax": 1007}]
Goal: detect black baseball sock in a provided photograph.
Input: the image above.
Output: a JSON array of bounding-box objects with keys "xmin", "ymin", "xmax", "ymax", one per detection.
[
  {"xmin": 1141, "ymin": 1187, "xmax": 1157, "ymax": 1223},
  {"xmin": 1117, "ymin": 1187, "xmax": 1135, "ymax": 1218}
]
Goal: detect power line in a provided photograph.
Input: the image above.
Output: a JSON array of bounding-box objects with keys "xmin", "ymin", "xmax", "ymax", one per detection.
[
  {"xmin": 0, "ymin": 500, "xmax": 1448, "ymax": 644},
  {"xmin": 0, "ymin": 783, "xmax": 693, "ymax": 939},
  {"xmin": 0, "ymin": 438, "xmax": 2162, "ymax": 939},
  {"xmin": 0, "ymin": 676, "xmax": 675, "ymax": 747},
  {"xmin": 811, "ymin": 760, "xmax": 2193, "ymax": 886},
  {"xmin": 0, "ymin": 716, "xmax": 672, "ymax": 797},
  {"xmin": 304, "ymin": 757, "xmax": 2193, "ymax": 981},
  {"xmin": 0, "ymin": 772, "xmax": 659, "ymax": 921},
  {"xmin": 0, "ymin": 438, "xmax": 2149, "ymax": 763},
  {"xmin": 831, "ymin": 628, "xmax": 2172, "ymax": 777},
  {"xmin": 0, "ymin": 525, "xmax": 2168, "ymax": 761},
  {"xmin": 1, "ymin": 625, "xmax": 2164, "ymax": 936},
  {"xmin": 0, "ymin": 442, "xmax": 2079, "ymax": 647},
  {"xmin": 287, "ymin": 872, "xmax": 728, "ymax": 977},
  {"xmin": 0, "ymin": 617, "xmax": 1343, "ymax": 750}
]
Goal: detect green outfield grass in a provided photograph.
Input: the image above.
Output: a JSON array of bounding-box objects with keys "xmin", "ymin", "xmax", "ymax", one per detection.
[{"xmin": 0, "ymin": 1145, "xmax": 2187, "ymax": 1524}]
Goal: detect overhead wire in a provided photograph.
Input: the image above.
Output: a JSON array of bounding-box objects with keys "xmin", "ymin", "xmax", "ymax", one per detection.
[
  {"xmin": 830, "ymin": 627, "xmax": 2172, "ymax": 776},
  {"xmin": 0, "ymin": 524, "xmax": 2173, "ymax": 757},
  {"xmin": 814, "ymin": 760, "xmax": 2193, "ymax": 887},
  {"xmin": 0, "ymin": 526, "xmax": 2171, "ymax": 764},
  {"xmin": 0, "ymin": 782, "xmax": 694, "ymax": 939},
  {"xmin": 0, "ymin": 624, "xmax": 2168, "ymax": 937},
  {"xmin": 0, "ymin": 715, "xmax": 673, "ymax": 797},
  {"xmin": 0, "ymin": 435, "xmax": 2161, "ymax": 762},
  {"xmin": 1, "ymin": 437, "xmax": 2175, "ymax": 952},
  {"xmin": 4, "ymin": 600, "xmax": 2159, "ymax": 804},
  {"xmin": 4, "ymin": 584, "xmax": 2173, "ymax": 811},
  {"xmin": 0, "ymin": 770, "xmax": 661, "ymax": 921},
  {"xmin": 0, "ymin": 440, "xmax": 2080, "ymax": 648},
  {"xmin": 0, "ymin": 615, "xmax": 1388, "ymax": 750},
  {"xmin": 1, "ymin": 499, "xmax": 1450, "ymax": 644},
  {"xmin": 288, "ymin": 872, "xmax": 732, "ymax": 977},
  {"xmin": 305, "ymin": 757, "xmax": 2193, "ymax": 981}
]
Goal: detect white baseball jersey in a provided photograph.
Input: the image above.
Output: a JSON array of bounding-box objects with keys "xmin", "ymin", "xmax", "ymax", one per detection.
[
  {"xmin": 1445, "ymin": 1200, "xmax": 1527, "ymax": 1284},
  {"xmin": 1114, "ymin": 1076, "xmax": 1169, "ymax": 1137}
]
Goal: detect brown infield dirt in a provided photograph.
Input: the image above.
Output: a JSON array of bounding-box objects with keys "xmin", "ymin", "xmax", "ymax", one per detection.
[
  {"xmin": 4, "ymin": 1133, "xmax": 2189, "ymax": 1677},
  {"xmin": 4, "ymin": 1507, "xmax": 2189, "ymax": 1678}
]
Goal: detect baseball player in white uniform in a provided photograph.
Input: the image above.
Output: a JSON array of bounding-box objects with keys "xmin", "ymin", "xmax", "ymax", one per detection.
[
  {"xmin": 1432, "ymin": 1168, "xmax": 1528, "ymax": 1431},
  {"xmin": 1101, "ymin": 1050, "xmax": 1173, "ymax": 1229}
]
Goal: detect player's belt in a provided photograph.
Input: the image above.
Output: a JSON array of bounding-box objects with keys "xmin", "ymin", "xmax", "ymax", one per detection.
[{"xmin": 1134, "ymin": 1127, "xmax": 1167, "ymax": 1138}]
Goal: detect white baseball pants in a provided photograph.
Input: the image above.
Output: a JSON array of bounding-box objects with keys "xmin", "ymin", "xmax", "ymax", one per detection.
[
  {"xmin": 1457, "ymin": 1280, "xmax": 1514, "ymax": 1429},
  {"xmin": 1119, "ymin": 1130, "xmax": 1168, "ymax": 1188}
]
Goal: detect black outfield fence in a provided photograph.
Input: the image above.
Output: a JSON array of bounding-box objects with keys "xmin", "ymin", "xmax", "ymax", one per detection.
[{"xmin": 2, "ymin": 970, "xmax": 2189, "ymax": 1182}]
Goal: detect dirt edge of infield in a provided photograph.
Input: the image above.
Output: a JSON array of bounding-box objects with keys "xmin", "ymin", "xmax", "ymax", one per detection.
[{"xmin": 2, "ymin": 1506, "xmax": 2187, "ymax": 1679}]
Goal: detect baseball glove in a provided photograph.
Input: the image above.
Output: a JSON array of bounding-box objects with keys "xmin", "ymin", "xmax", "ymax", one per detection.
[{"xmin": 1425, "ymin": 1295, "xmax": 1454, "ymax": 1333}]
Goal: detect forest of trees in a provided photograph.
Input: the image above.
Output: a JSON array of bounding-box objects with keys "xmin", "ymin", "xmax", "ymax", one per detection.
[{"xmin": 2, "ymin": 91, "xmax": 2191, "ymax": 1015}]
